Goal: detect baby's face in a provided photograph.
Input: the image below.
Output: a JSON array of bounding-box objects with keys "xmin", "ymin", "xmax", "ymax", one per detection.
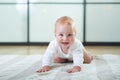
[{"xmin": 55, "ymin": 24, "xmax": 75, "ymax": 49}]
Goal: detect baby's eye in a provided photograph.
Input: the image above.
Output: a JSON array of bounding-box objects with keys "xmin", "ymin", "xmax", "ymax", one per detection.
[
  {"xmin": 59, "ymin": 34, "xmax": 63, "ymax": 36},
  {"xmin": 68, "ymin": 34, "xmax": 73, "ymax": 37}
]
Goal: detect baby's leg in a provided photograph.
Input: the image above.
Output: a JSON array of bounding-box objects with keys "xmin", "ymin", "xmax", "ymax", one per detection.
[
  {"xmin": 54, "ymin": 56, "xmax": 68, "ymax": 63},
  {"xmin": 83, "ymin": 47, "xmax": 93, "ymax": 64}
]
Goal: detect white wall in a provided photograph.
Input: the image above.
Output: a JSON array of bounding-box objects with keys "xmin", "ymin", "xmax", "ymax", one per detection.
[
  {"xmin": 86, "ymin": 4, "xmax": 120, "ymax": 42},
  {"xmin": 0, "ymin": 4, "xmax": 27, "ymax": 42},
  {"xmin": 0, "ymin": 0, "xmax": 120, "ymax": 43},
  {"xmin": 30, "ymin": 4, "xmax": 83, "ymax": 42}
]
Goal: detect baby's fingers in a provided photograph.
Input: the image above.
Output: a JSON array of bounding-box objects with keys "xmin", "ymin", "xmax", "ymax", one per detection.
[
  {"xmin": 36, "ymin": 68, "xmax": 45, "ymax": 72},
  {"xmin": 36, "ymin": 69, "xmax": 43, "ymax": 72},
  {"xmin": 66, "ymin": 68, "xmax": 79, "ymax": 73},
  {"xmin": 66, "ymin": 69, "xmax": 72, "ymax": 73},
  {"xmin": 37, "ymin": 68, "xmax": 50, "ymax": 72}
]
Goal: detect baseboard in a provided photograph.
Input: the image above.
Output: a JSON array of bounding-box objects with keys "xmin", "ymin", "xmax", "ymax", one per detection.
[{"xmin": 0, "ymin": 42, "xmax": 120, "ymax": 46}]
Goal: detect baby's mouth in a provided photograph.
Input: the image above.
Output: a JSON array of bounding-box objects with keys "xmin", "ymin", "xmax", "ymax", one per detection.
[{"xmin": 62, "ymin": 42, "xmax": 69, "ymax": 45}]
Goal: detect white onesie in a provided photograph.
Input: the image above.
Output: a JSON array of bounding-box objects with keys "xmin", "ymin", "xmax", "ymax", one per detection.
[{"xmin": 42, "ymin": 38, "xmax": 84, "ymax": 67}]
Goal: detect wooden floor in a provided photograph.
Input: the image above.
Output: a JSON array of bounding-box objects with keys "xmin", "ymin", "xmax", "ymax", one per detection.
[{"xmin": 0, "ymin": 45, "xmax": 120, "ymax": 55}]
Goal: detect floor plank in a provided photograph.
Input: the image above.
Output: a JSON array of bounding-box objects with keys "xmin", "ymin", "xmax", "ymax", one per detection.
[{"xmin": 0, "ymin": 46, "xmax": 120, "ymax": 55}]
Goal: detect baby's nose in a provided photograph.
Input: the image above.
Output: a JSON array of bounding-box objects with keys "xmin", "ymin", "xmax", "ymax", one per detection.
[{"xmin": 63, "ymin": 36, "xmax": 68, "ymax": 41}]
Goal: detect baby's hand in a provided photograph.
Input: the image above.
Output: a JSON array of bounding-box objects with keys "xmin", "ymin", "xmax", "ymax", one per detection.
[
  {"xmin": 36, "ymin": 66, "xmax": 51, "ymax": 72},
  {"xmin": 66, "ymin": 66, "xmax": 81, "ymax": 73}
]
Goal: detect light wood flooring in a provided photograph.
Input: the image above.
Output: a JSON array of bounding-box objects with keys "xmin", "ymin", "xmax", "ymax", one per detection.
[{"xmin": 0, "ymin": 45, "xmax": 120, "ymax": 55}]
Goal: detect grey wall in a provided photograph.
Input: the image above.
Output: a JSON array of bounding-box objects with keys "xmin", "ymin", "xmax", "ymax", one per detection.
[{"xmin": 0, "ymin": 0, "xmax": 120, "ymax": 44}]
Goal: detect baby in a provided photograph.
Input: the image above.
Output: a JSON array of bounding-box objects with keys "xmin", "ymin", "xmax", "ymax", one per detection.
[{"xmin": 37, "ymin": 16, "xmax": 92, "ymax": 73}]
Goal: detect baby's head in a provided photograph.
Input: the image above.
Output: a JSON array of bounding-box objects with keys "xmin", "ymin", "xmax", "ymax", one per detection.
[
  {"xmin": 54, "ymin": 16, "xmax": 76, "ymax": 48},
  {"xmin": 55, "ymin": 16, "xmax": 76, "ymax": 34}
]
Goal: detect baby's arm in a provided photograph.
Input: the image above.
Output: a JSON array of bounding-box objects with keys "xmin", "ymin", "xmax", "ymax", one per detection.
[
  {"xmin": 36, "ymin": 66, "xmax": 51, "ymax": 72},
  {"xmin": 68, "ymin": 44, "xmax": 83, "ymax": 73},
  {"xmin": 37, "ymin": 41, "xmax": 56, "ymax": 72},
  {"xmin": 66, "ymin": 66, "xmax": 81, "ymax": 73}
]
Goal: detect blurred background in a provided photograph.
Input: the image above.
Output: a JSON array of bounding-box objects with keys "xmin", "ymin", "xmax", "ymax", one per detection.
[{"xmin": 0, "ymin": 0, "xmax": 120, "ymax": 46}]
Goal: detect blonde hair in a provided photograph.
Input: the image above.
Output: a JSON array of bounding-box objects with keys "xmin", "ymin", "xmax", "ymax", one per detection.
[{"xmin": 55, "ymin": 16, "xmax": 76, "ymax": 34}]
